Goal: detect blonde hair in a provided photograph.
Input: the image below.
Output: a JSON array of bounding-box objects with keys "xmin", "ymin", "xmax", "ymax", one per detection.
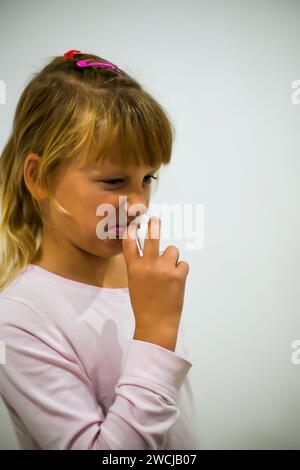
[{"xmin": 0, "ymin": 51, "xmax": 175, "ymax": 292}]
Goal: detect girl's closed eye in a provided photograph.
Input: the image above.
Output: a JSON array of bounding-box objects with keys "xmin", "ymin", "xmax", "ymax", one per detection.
[{"xmin": 100, "ymin": 175, "xmax": 159, "ymax": 186}]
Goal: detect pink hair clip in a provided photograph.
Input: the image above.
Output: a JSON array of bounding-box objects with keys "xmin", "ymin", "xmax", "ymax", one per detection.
[{"xmin": 76, "ymin": 59, "xmax": 127, "ymax": 76}]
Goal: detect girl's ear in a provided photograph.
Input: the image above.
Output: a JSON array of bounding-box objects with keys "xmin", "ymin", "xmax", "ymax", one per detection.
[{"xmin": 23, "ymin": 153, "xmax": 48, "ymax": 201}]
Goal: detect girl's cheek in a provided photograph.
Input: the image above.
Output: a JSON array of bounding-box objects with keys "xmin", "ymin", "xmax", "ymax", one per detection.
[
  {"xmin": 94, "ymin": 190, "xmax": 120, "ymax": 208},
  {"xmin": 82, "ymin": 192, "xmax": 120, "ymax": 221}
]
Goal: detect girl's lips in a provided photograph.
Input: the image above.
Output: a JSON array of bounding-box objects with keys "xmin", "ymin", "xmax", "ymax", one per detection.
[
  {"xmin": 108, "ymin": 225, "xmax": 127, "ymax": 235},
  {"xmin": 105, "ymin": 221, "xmax": 139, "ymax": 236}
]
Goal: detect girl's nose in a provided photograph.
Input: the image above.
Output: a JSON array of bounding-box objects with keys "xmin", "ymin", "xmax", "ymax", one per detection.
[{"xmin": 123, "ymin": 192, "xmax": 149, "ymax": 214}]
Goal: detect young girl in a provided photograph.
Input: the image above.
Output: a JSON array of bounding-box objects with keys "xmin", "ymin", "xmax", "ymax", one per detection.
[{"xmin": 0, "ymin": 50, "xmax": 198, "ymax": 450}]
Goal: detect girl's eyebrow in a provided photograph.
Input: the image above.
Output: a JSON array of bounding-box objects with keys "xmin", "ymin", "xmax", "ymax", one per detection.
[{"xmin": 81, "ymin": 163, "xmax": 160, "ymax": 173}]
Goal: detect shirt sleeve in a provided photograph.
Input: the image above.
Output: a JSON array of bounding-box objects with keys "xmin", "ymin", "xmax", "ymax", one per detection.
[{"xmin": 0, "ymin": 299, "xmax": 192, "ymax": 450}]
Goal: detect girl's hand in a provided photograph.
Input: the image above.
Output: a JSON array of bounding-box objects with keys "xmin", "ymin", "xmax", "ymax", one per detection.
[{"xmin": 121, "ymin": 216, "xmax": 189, "ymax": 351}]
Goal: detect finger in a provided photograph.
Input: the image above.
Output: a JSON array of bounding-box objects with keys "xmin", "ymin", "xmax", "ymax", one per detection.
[
  {"xmin": 175, "ymin": 261, "xmax": 190, "ymax": 278},
  {"xmin": 143, "ymin": 216, "xmax": 161, "ymax": 259},
  {"xmin": 161, "ymin": 245, "xmax": 180, "ymax": 266},
  {"xmin": 121, "ymin": 222, "xmax": 140, "ymax": 264}
]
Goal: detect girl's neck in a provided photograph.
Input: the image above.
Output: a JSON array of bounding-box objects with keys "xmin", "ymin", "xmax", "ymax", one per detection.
[{"xmin": 31, "ymin": 252, "xmax": 129, "ymax": 289}]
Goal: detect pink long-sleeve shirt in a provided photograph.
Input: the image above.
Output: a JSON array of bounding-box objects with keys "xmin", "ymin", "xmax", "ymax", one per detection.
[{"xmin": 0, "ymin": 264, "xmax": 198, "ymax": 450}]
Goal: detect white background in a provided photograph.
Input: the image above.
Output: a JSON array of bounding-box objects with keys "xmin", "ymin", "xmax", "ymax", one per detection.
[{"xmin": 0, "ymin": 0, "xmax": 299, "ymax": 449}]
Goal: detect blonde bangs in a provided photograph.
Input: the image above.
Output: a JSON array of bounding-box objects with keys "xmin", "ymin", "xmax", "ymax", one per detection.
[{"xmin": 72, "ymin": 89, "xmax": 174, "ymax": 171}]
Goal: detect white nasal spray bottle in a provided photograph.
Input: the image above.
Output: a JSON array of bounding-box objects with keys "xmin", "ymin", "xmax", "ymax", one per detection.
[{"xmin": 136, "ymin": 215, "xmax": 165, "ymax": 257}]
